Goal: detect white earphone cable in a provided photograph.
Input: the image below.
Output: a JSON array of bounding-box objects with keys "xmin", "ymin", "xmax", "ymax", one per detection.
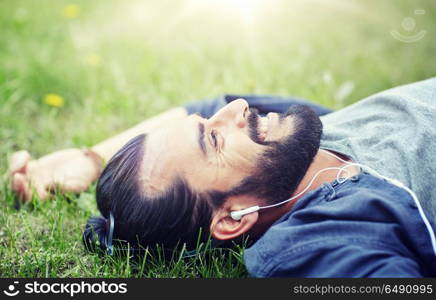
[
  {"xmin": 258, "ymin": 166, "xmax": 352, "ymax": 210},
  {"xmin": 320, "ymin": 149, "xmax": 436, "ymax": 257},
  {"xmin": 230, "ymin": 151, "xmax": 357, "ymax": 220},
  {"xmin": 231, "ymin": 148, "xmax": 436, "ymax": 257}
]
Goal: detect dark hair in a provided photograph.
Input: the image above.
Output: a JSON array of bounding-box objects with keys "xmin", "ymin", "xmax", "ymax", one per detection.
[{"xmin": 83, "ymin": 134, "xmax": 220, "ymax": 256}]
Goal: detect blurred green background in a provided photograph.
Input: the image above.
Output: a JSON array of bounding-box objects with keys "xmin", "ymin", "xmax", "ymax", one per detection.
[{"xmin": 0, "ymin": 0, "xmax": 435, "ymax": 277}]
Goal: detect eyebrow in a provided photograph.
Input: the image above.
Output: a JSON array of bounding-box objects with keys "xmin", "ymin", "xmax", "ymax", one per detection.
[{"xmin": 198, "ymin": 122, "xmax": 207, "ymax": 155}]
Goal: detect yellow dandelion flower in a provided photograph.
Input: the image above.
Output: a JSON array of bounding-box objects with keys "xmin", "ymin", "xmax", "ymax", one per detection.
[
  {"xmin": 86, "ymin": 53, "xmax": 102, "ymax": 66},
  {"xmin": 246, "ymin": 79, "xmax": 256, "ymax": 91},
  {"xmin": 44, "ymin": 93, "xmax": 65, "ymax": 108},
  {"xmin": 63, "ymin": 4, "xmax": 81, "ymax": 19}
]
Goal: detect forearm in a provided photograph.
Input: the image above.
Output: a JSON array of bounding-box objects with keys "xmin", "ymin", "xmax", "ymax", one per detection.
[
  {"xmin": 91, "ymin": 107, "xmax": 188, "ymax": 162},
  {"xmin": 10, "ymin": 106, "xmax": 188, "ymax": 201}
]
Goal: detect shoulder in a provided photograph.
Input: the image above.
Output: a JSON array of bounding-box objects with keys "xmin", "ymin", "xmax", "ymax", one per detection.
[{"xmin": 244, "ymin": 174, "xmax": 431, "ymax": 277}]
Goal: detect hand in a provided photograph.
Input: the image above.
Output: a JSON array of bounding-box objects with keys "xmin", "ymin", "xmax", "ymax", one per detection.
[{"xmin": 9, "ymin": 148, "xmax": 103, "ymax": 202}]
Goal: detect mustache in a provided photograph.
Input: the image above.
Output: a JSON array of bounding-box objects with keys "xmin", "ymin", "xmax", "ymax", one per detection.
[
  {"xmin": 247, "ymin": 108, "xmax": 269, "ymax": 145},
  {"xmin": 247, "ymin": 107, "xmax": 294, "ymax": 145}
]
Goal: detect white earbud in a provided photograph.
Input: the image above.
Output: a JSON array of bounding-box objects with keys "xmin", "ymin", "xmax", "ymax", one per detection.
[{"xmin": 230, "ymin": 206, "xmax": 260, "ymax": 221}]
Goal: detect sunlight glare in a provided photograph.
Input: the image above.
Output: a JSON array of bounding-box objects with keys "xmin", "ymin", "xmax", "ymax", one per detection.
[{"xmin": 206, "ymin": 0, "xmax": 266, "ymax": 24}]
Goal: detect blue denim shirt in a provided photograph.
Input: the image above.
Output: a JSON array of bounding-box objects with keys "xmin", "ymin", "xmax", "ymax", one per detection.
[{"xmin": 244, "ymin": 172, "xmax": 436, "ymax": 277}]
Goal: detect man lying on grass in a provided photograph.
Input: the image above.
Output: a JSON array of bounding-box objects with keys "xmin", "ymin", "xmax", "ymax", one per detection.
[{"xmin": 10, "ymin": 78, "xmax": 436, "ymax": 277}]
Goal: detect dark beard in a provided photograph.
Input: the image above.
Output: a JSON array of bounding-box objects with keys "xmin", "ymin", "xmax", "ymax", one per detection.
[{"xmin": 228, "ymin": 104, "xmax": 323, "ymax": 205}]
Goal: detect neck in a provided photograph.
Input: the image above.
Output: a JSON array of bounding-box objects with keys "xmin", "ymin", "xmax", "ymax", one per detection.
[
  {"xmin": 252, "ymin": 149, "xmax": 357, "ymax": 237},
  {"xmin": 284, "ymin": 149, "xmax": 359, "ymax": 211},
  {"xmin": 289, "ymin": 149, "xmax": 355, "ymax": 200}
]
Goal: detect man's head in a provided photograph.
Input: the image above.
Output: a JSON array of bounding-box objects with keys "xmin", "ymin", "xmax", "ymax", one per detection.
[{"xmin": 83, "ymin": 99, "xmax": 323, "ymax": 254}]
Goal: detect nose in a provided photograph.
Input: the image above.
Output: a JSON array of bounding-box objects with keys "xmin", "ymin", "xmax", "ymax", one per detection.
[{"xmin": 209, "ymin": 98, "xmax": 249, "ymax": 128}]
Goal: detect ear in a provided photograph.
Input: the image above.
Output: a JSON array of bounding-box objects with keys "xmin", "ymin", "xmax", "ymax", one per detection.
[{"xmin": 210, "ymin": 208, "xmax": 259, "ymax": 240}]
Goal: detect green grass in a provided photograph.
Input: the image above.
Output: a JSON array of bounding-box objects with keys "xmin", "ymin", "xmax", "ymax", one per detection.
[{"xmin": 1, "ymin": 0, "xmax": 435, "ymax": 277}]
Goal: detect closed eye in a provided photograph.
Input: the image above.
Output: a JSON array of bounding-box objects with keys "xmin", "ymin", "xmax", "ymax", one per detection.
[
  {"xmin": 243, "ymin": 106, "xmax": 249, "ymax": 119},
  {"xmin": 210, "ymin": 129, "xmax": 218, "ymax": 149}
]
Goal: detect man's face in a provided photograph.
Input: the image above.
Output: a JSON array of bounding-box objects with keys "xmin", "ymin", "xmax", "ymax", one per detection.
[{"xmin": 140, "ymin": 99, "xmax": 322, "ymax": 206}]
